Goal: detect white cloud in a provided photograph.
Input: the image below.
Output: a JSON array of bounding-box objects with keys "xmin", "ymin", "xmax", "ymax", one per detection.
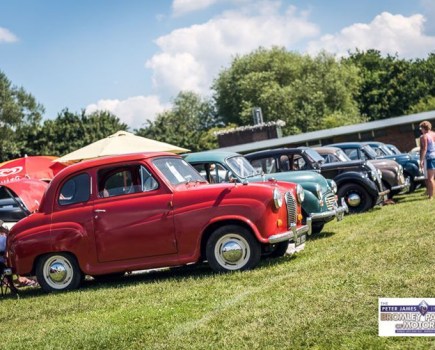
[
  {"xmin": 85, "ymin": 95, "xmax": 170, "ymax": 129},
  {"xmin": 172, "ymin": 0, "xmax": 218, "ymax": 17},
  {"xmin": 306, "ymin": 12, "xmax": 435, "ymax": 58},
  {"xmin": 0, "ymin": 27, "xmax": 18, "ymax": 43},
  {"xmin": 146, "ymin": 1, "xmax": 319, "ymax": 97}
]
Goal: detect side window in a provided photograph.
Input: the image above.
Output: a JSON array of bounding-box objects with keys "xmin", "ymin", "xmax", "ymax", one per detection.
[
  {"xmin": 191, "ymin": 162, "xmax": 227, "ymax": 183},
  {"xmin": 279, "ymin": 155, "xmax": 291, "ymax": 171},
  {"xmin": 293, "ymin": 155, "xmax": 307, "ymax": 170},
  {"xmin": 58, "ymin": 173, "xmax": 90, "ymax": 206},
  {"xmin": 98, "ymin": 165, "xmax": 145, "ymax": 198},
  {"xmin": 210, "ymin": 163, "xmax": 227, "ymax": 183},
  {"xmin": 250, "ymin": 159, "xmax": 264, "ymax": 174},
  {"xmin": 140, "ymin": 166, "xmax": 158, "ymax": 192},
  {"xmin": 327, "ymin": 154, "xmax": 339, "ymax": 162},
  {"xmin": 344, "ymin": 149, "xmax": 358, "ymax": 160}
]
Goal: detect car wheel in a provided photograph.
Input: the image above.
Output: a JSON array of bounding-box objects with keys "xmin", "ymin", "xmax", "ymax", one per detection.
[
  {"xmin": 36, "ymin": 253, "xmax": 82, "ymax": 292},
  {"xmin": 269, "ymin": 240, "xmax": 290, "ymax": 258},
  {"xmin": 404, "ymin": 173, "xmax": 416, "ymax": 193},
  {"xmin": 312, "ymin": 223, "xmax": 325, "ymax": 234},
  {"xmin": 206, "ymin": 225, "xmax": 261, "ymax": 272},
  {"xmin": 338, "ymin": 183, "xmax": 373, "ymax": 214}
]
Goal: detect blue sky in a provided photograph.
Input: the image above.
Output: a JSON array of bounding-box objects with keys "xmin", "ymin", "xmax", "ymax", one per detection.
[{"xmin": 1, "ymin": 0, "xmax": 435, "ymax": 129}]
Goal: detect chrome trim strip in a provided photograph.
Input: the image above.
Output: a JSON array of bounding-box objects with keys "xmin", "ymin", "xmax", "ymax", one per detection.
[{"xmin": 413, "ymin": 175, "xmax": 426, "ymax": 181}]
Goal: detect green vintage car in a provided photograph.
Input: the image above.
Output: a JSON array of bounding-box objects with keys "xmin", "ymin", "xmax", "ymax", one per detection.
[{"xmin": 184, "ymin": 151, "xmax": 347, "ymax": 234}]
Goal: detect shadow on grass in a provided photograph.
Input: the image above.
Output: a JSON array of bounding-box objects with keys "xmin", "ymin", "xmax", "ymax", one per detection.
[
  {"xmin": 308, "ymin": 230, "xmax": 336, "ymax": 241},
  {"xmin": 10, "ymin": 255, "xmax": 296, "ymax": 298}
]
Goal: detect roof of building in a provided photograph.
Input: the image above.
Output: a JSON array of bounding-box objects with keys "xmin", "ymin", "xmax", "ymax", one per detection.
[{"xmin": 216, "ymin": 110, "xmax": 435, "ymax": 154}]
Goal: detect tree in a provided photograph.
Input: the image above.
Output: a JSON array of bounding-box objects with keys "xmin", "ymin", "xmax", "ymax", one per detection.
[
  {"xmin": 0, "ymin": 71, "xmax": 45, "ymax": 161},
  {"xmin": 343, "ymin": 50, "xmax": 423, "ymax": 121},
  {"xmin": 135, "ymin": 91, "xmax": 222, "ymax": 152},
  {"xmin": 27, "ymin": 109, "xmax": 128, "ymax": 156},
  {"xmin": 212, "ymin": 47, "xmax": 363, "ymax": 135}
]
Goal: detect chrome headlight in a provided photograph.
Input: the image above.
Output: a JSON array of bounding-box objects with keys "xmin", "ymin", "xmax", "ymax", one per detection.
[
  {"xmin": 296, "ymin": 184, "xmax": 304, "ymax": 203},
  {"xmin": 273, "ymin": 188, "xmax": 283, "ymax": 209},
  {"xmin": 315, "ymin": 183, "xmax": 322, "ymax": 200},
  {"xmin": 329, "ymin": 180, "xmax": 337, "ymax": 194}
]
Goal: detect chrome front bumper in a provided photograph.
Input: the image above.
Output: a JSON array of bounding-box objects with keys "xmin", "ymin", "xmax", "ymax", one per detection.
[
  {"xmin": 310, "ymin": 198, "xmax": 348, "ymax": 223},
  {"xmin": 268, "ymin": 217, "xmax": 312, "ymax": 244},
  {"xmin": 414, "ymin": 175, "xmax": 426, "ymax": 182},
  {"xmin": 376, "ymin": 188, "xmax": 391, "ymax": 204},
  {"xmin": 392, "ymin": 176, "xmax": 410, "ymax": 193}
]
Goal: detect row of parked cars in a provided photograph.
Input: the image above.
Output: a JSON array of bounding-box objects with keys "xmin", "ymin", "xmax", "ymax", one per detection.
[{"xmin": 2, "ymin": 141, "xmax": 422, "ymax": 293}]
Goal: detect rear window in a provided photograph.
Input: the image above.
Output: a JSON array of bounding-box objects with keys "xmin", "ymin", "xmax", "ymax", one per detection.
[{"xmin": 58, "ymin": 173, "xmax": 90, "ymax": 206}]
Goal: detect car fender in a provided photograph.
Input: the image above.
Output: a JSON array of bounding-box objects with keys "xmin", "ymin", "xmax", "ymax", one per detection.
[
  {"xmin": 334, "ymin": 172, "xmax": 379, "ymax": 197},
  {"xmin": 10, "ymin": 222, "xmax": 90, "ymax": 276},
  {"xmin": 403, "ymin": 162, "xmax": 419, "ymax": 178},
  {"xmin": 205, "ymin": 214, "xmax": 266, "ymax": 243},
  {"xmin": 301, "ymin": 190, "xmax": 321, "ymax": 215},
  {"xmin": 380, "ymin": 169, "xmax": 397, "ymax": 187},
  {"xmin": 8, "ymin": 223, "xmax": 52, "ymax": 275}
]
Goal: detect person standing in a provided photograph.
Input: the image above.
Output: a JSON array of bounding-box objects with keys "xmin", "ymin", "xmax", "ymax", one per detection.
[{"xmin": 419, "ymin": 121, "xmax": 435, "ymax": 200}]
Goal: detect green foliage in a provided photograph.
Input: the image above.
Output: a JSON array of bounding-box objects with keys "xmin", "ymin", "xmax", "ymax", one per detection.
[
  {"xmin": 0, "ymin": 71, "xmax": 44, "ymax": 161},
  {"xmin": 26, "ymin": 109, "xmax": 128, "ymax": 156},
  {"xmin": 136, "ymin": 91, "xmax": 222, "ymax": 152},
  {"xmin": 409, "ymin": 95, "xmax": 435, "ymax": 113},
  {"xmin": 213, "ymin": 47, "xmax": 364, "ymax": 135},
  {"xmin": 1, "ymin": 190, "xmax": 434, "ymax": 349},
  {"xmin": 343, "ymin": 49, "xmax": 435, "ymax": 121}
]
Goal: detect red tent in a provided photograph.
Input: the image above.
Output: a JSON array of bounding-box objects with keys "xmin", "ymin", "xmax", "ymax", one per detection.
[
  {"xmin": 0, "ymin": 156, "xmax": 65, "ymax": 184},
  {"xmin": 0, "ymin": 179, "xmax": 49, "ymax": 227}
]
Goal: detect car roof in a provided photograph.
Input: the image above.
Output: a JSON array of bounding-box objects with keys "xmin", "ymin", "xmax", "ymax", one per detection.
[
  {"xmin": 328, "ymin": 142, "xmax": 363, "ymax": 148},
  {"xmin": 361, "ymin": 141, "xmax": 383, "ymax": 146},
  {"xmin": 245, "ymin": 148, "xmax": 306, "ymax": 158},
  {"xmin": 183, "ymin": 151, "xmax": 241, "ymax": 163},
  {"xmin": 56, "ymin": 152, "xmax": 178, "ymax": 177},
  {"xmin": 312, "ymin": 146, "xmax": 342, "ymax": 154}
]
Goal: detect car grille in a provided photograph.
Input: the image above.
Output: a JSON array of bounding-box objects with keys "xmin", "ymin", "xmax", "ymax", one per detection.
[
  {"xmin": 325, "ymin": 193, "xmax": 337, "ymax": 210},
  {"xmin": 285, "ymin": 191, "xmax": 297, "ymax": 227}
]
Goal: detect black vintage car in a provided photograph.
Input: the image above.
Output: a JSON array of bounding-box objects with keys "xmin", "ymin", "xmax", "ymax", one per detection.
[
  {"xmin": 245, "ymin": 147, "xmax": 389, "ymax": 214},
  {"xmin": 328, "ymin": 142, "xmax": 409, "ymax": 198}
]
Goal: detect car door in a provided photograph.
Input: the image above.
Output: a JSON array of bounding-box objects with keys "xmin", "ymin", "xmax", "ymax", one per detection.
[
  {"xmin": 51, "ymin": 172, "xmax": 95, "ymax": 256},
  {"xmin": 93, "ymin": 163, "xmax": 177, "ymax": 263}
]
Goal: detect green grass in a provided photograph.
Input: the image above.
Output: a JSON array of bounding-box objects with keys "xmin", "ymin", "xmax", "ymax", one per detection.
[{"xmin": 1, "ymin": 189, "xmax": 435, "ymax": 349}]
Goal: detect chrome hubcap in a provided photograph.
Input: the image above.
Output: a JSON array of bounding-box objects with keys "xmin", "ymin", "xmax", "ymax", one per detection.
[
  {"xmin": 49, "ymin": 262, "xmax": 67, "ymax": 283},
  {"xmin": 221, "ymin": 241, "xmax": 243, "ymax": 262},
  {"xmin": 347, "ymin": 193, "xmax": 361, "ymax": 207},
  {"xmin": 215, "ymin": 233, "xmax": 250, "ymax": 270},
  {"xmin": 43, "ymin": 255, "xmax": 74, "ymax": 289}
]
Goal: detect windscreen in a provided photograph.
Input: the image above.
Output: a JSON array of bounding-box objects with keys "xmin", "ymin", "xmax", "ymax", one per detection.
[
  {"xmin": 153, "ymin": 158, "xmax": 205, "ymax": 185},
  {"xmin": 226, "ymin": 156, "xmax": 259, "ymax": 179}
]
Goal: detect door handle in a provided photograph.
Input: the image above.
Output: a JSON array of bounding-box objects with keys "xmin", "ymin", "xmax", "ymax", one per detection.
[{"xmin": 94, "ymin": 209, "xmax": 106, "ymax": 213}]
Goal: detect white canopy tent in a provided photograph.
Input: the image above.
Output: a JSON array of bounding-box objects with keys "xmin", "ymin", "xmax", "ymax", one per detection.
[{"xmin": 55, "ymin": 130, "xmax": 189, "ymax": 163}]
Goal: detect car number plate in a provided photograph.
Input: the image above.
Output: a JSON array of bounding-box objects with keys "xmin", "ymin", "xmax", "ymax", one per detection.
[{"xmin": 295, "ymin": 234, "xmax": 306, "ymax": 247}]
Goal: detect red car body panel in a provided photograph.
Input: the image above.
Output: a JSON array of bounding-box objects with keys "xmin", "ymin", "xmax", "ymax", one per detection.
[{"xmin": 7, "ymin": 152, "xmax": 305, "ymax": 277}]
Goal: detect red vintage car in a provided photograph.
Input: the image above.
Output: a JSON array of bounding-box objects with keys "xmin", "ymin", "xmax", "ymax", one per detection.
[{"xmin": 7, "ymin": 152, "xmax": 310, "ymax": 292}]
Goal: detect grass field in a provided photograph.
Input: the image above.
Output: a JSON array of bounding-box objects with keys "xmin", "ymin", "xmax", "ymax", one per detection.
[{"xmin": 1, "ymin": 189, "xmax": 435, "ymax": 349}]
